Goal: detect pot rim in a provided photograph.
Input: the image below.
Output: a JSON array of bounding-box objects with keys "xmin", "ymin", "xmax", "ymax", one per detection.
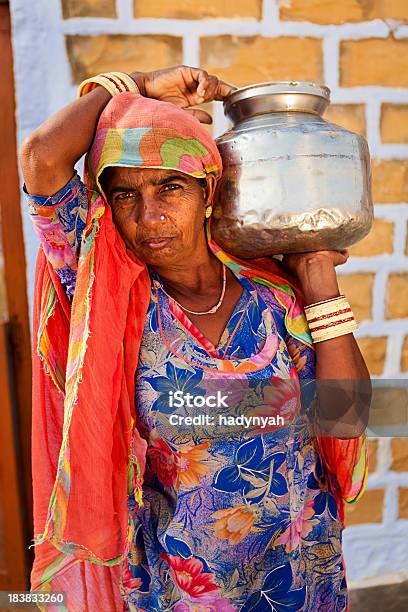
[
  {"xmin": 224, "ymin": 80, "xmax": 331, "ymax": 107},
  {"xmin": 223, "ymin": 81, "xmax": 331, "ymax": 123}
]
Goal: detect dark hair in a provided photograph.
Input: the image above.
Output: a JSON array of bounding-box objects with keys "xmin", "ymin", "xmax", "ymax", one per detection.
[{"xmin": 196, "ymin": 177, "xmax": 207, "ymax": 189}]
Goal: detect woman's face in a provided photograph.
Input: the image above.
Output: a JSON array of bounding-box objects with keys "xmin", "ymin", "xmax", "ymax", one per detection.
[{"xmin": 101, "ymin": 167, "xmax": 216, "ymax": 267}]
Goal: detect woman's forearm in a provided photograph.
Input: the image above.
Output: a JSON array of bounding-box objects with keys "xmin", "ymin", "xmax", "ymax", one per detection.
[
  {"xmin": 19, "ymin": 72, "xmax": 146, "ymax": 196},
  {"xmin": 313, "ymin": 334, "xmax": 371, "ymax": 438},
  {"xmin": 299, "ymin": 260, "xmax": 372, "ymax": 438}
]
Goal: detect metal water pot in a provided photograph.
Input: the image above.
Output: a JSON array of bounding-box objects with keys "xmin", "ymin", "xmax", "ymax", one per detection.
[{"xmin": 212, "ymin": 81, "xmax": 373, "ymax": 257}]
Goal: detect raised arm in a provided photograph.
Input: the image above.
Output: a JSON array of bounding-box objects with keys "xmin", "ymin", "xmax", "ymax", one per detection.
[
  {"xmin": 20, "ymin": 66, "xmax": 235, "ymax": 197},
  {"xmin": 20, "ymin": 85, "xmax": 114, "ymax": 196}
]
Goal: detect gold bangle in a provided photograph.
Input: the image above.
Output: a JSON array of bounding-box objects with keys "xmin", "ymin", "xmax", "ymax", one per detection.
[
  {"xmin": 304, "ymin": 295, "xmax": 346, "ymax": 311},
  {"xmin": 311, "ymin": 316, "xmax": 357, "ymax": 334},
  {"xmin": 77, "ymin": 75, "xmax": 119, "ymax": 98},
  {"xmin": 307, "ymin": 307, "xmax": 353, "ymax": 324},
  {"xmin": 306, "ymin": 307, "xmax": 352, "ymax": 325},
  {"xmin": 311, "ymin": 318, "xmax": 358, "ymax": 343},
  {"xmin": 308, "ymin": 311, "xmax": 356, "ymax": 331},
  {"xmin": 312, "ymin": 325, "xmax": 358, "ymax": 343},
  {"xmin": 108, "ymin": 72, "xmax": 140, "ymax": 94},
  {"xmin": 304, "ymin": 294, "xmax": 345, "ymax": 310},
  {"xmin": 304, "ymin": 298, "xmax": 351, "ymax": 322},
  {"xmin": 303, "ymin": 294, "xmax": 358, "ymax": 343},
  {"xmin": 77, "ymin": 71, "xmax": 139, "ymax": 99},
  {"xmin": 305, "ymin": 302, "xmax": 350, "ymax": 320}
]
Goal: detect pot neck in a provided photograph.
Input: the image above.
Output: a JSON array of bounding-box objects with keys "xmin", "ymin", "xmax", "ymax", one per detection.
[{"xmin": 231, "ymin": 111, "xmax": 327, "ymax": 131}]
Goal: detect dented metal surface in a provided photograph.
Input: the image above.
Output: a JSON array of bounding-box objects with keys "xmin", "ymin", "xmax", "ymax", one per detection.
[{"xmin": 213, "ymin": 81, "xmax": 373, "ymax": 257}]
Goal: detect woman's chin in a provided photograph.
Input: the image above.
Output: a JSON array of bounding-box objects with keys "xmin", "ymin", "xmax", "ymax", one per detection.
[{"xmin": 132, "ymin": 240, "xmax": 181, "ymax": 266}]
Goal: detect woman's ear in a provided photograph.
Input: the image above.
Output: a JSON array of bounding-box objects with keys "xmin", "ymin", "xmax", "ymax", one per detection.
[
  {"xmin": 205, "ymin": 174, "xmax": 217, "ymax": 204},
  {"xmin": 99, "ymin": 167, "xmax": 111, "ymax": 202}
]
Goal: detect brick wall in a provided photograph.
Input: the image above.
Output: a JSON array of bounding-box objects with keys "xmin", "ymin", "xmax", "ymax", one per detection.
[{"xmin": 10, "ymin": 0, "xmax": 408, "ymax": 583}]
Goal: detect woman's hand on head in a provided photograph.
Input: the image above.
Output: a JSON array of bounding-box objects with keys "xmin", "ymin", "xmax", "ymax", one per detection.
[
  {"xmin": 280, "ymin": 249, "xmax": 349, "ymax": 304},
  {"xmin": 281, "ymin": 249, "xmax": 349, "ymax": 284},
  {"xmin": 281, "ymin": 249, "xmax": 350, "ymax": 277},
  {"xmin": 132, "ymin": 66, "xmax": 237, "ymax": 124}
]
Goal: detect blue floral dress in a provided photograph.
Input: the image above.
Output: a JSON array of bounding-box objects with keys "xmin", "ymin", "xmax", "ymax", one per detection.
[
  {"xmin": 26, "ymin": 174, "xmax": 348, "ymax": 612},
  {"xmin": 121, "ymin": 270, "xmax": 347, "ymax": 612}
]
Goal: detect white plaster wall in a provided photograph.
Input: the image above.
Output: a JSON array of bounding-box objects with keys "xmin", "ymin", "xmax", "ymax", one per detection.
[
  {"xmin": 9, "ymin": 0, "xmax": 408, "ymax": 582},
  {"xmin": 10, "ymin": 0, "xmax": 75, "ymax": 316}
]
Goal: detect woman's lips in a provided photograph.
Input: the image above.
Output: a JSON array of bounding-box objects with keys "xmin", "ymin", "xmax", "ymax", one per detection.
[{"xmin": 142, "ymin": 237, "xmax": 174, "ymax": 250}]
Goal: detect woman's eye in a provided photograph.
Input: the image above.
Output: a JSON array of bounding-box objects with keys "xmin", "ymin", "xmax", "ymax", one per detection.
[
  {"xmin": 161, "ymin": 184, "xmax": 181, "ymax": 193},
  {"xmin": 117, "ymin": 192, "xmax": 136, "ymax": 200}
]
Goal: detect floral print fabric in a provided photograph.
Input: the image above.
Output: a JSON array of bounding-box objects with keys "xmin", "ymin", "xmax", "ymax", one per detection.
[
  {"xmin": 26, "ymin": 176, "xmax": 348, "ymax": 611},
  {"xmin": 24, "ymin": 172, "xmax": 89, "ymax": 299},
  {"xmin": 121, "ymin": 271, "xmax": 348, "ymax": 611}
]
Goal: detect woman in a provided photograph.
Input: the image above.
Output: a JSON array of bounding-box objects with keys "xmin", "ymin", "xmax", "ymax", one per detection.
[{"xmin": 20, "ymin": 65, "xmax": 371, "ymax": 611}]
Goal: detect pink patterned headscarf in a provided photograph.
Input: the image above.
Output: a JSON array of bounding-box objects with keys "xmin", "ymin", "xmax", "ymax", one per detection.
[{"xmin": 88, "ymin": 92, "xmax": 223, "ymax": 194}]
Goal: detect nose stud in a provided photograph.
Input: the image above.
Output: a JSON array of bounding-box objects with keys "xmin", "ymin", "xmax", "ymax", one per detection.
[{"xmin": 160, "ymin": 214, "xmax": 165, "ymax": 221}]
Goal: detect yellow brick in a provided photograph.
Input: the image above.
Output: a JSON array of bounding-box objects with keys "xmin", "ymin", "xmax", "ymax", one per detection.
[
  {"xmin": 381, "ymin": 104, "xmax": 408, "ymax": 144},
  {"xmin": 200, "ymin": 36, "xmax": 323, "ymax": 88},
  {"xmin": 340, "ymin": 37, "xmax": 408, "ymax": 87},
  {"xmin": 280, "ymin": 0, "xmax": 408, "ymax": 24},
  {"xmin": 279, "ymin": 0, "xmax": 367, "ymax": 24},
  {"xmin": 368, "ymin": 439, "xmax": 378, "ymax": 473},
  {"xmin": 349, "ymin": 219, "xmax": 394, "ymax": 257},
  {"xmin": 62, "ymin": 0, "xmax": 116, "ymax": 18},
  {"xmin": 391, "ymin": 438, "xmax": 408, "ymax": 471},
  {"xmin": 402, "ymin": 335, "xmax": 408, "ymax": 372},
  {"xmin": 134, "ymin": 0, "xmax": 262, "ymax": 19},
  {"xmin": 324, "ymin": 104, "xmax": 366, "ymax": 136},
  {"xmin": 65, "ymin": 35, "xmax": 183, "ymax": 84},
  {"xmin": 345, "ymin": 488, "xmax": 384, "ymax": 525},
  {"xmin": 369, "ymin": 387, "xmax": 408, "ymax": 427},
  {"xmin": 386, "ymin": 273, "xmax": 408, "ymax": 319},
  {"xmin": 398, "ymin": 487, "xmax": 408, "ymax": 519},
  {"xmin": 372, "ymin": 159, "xmax": 408, "ymax": 204},
  {"xmin": 357, "ymin": 337, "xmax": 388, "ymax": 376},
  {"xmin": 337, "ymin": 273, "xmax": 374, "ymax": 323},
  {"xmin": 380, "ymin": 0, "xmax": 408, "ymax": 20}
]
